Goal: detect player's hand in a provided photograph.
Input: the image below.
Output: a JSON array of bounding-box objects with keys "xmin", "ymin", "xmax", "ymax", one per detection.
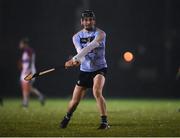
[
  {"xmin": 65, "ymin": 59, "xmax": 80, "ymax": 69},
  {"xmin": 73, "ymin": 61, "xmax": 80, "ymax": 67}
]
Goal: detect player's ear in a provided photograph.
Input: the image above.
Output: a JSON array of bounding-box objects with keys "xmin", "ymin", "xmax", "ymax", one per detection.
[{"xmin": 80, "ymin": 19, "xmax": 83, "ymax": 26}]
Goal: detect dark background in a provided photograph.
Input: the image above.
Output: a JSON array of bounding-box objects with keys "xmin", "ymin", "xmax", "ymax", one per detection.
[{"xmin": 0, "ymin": 0, "xmax": 180, "ymax": 98}]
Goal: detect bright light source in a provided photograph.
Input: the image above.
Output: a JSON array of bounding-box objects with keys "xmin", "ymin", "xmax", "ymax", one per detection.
[{"xmin": 123, "ymin": 51, "xmax": 134, "ymax": 62}]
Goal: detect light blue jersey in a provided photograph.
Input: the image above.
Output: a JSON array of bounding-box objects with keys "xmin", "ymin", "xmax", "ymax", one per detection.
[{"xmin": 73, "ymin": 28, "xmax": 107, "ymax": 72}]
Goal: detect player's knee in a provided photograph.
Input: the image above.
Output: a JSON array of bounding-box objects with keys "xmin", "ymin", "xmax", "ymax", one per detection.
[
  {"xmin": 93, "ymin": 89, "xmax": 102, "ymax": 99},
  {"xmin": 93, "ymin": 86, "xmax": 102, "ymax": 93}
]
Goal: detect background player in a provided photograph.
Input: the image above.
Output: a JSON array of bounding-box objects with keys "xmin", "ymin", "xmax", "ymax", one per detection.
[
  {"xmin": 19, "ymin": 38, "xmax": 45, "ymax": 107},
  {"xmin": 60, "ymin": 10, "xmax": 110, "ymax": 129}
]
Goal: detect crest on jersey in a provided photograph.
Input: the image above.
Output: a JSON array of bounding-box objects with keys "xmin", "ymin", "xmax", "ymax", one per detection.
[{"xmin": 80, "ymin": 36, "xmax": 95, "ymax": 44}]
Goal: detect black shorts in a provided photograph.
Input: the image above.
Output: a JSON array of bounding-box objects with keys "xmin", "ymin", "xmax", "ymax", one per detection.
[{"xmin": 76, "ymin": 68, "xmax": 107, "ymax": 88}]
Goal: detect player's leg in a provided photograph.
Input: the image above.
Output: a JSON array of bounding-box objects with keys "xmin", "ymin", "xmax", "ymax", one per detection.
[
  {"xmin": 93, "ymin": 74, "xmax": 110, "ymax": 129},
  {"xmin": 21, "ymin": 81, "xmax": 30, "ymax": 107},
  {"xmin": 30, "ymin": 85, "xmax": 45, "ymax": 106},
  {"xmin": 60, "ymin": 85, "xmax": 86, "ymax": 128}
]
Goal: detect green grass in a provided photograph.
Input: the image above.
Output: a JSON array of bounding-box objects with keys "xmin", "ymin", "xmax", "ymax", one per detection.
[{"xmin": 0, "ymin": 98, "xmax": 180, "ymax": 137}]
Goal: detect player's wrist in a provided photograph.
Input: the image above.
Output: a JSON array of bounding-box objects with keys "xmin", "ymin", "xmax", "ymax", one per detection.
[{"xmin": 72, "ymin": 56, "xmax": 80, "ymax": 63}]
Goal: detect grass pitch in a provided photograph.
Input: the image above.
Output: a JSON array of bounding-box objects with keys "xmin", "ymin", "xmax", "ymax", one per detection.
[{"xmin": 0, "ymin": 98, "xmax": 180, "ymax": 137}]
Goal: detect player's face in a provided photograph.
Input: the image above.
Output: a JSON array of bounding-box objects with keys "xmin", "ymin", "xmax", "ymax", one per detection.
[
  {"xmin": 19, "ymin": 42, "xmax": 26, "ymax": 49},
  {"xmin": 81, "ymin": 17, "xmax": 95, "ymax": 30}
]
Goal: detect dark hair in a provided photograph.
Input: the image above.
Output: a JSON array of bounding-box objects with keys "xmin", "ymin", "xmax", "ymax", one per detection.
[
  {"xmin": 20, "ymin": 37, "xmax": 30, "ymax": 45},
  {"xmin": 81, "ymin": 10, "xmax": 96, "ymax": 20}
]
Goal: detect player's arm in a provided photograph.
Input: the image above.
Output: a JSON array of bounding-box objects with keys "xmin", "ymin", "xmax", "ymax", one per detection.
[
  {"xmin": 72, "ymin": 34, "xmax": 81, "ymax": 53},
  {"xmin": 65, "ymin": 30, "xmax": 106, "ymax": 68},
  {"xmin": 65, "ymin": 34, "xmax": 82, "ymax": 68},
  {"xmin": 72, "ymin": 30, "xmax": 105, "ymax": 62}
]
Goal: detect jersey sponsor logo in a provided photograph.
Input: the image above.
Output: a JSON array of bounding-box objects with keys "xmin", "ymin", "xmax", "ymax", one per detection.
[{"xmin": 80, "ymin": 36, "xmax": 95, "ymax": 44}]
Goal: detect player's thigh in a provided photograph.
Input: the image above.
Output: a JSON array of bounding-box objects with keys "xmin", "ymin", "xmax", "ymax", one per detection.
[
  {"xmin": 93, "ymin": 74, "xmax": 105, "ymax": 93},
  {"xmin": 72, "ymin": 85, "xmax": 87, "ymax": 101},
  {"xmin": 21, "ymin": 81, "xmax": 31, "ymax": 93}
]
